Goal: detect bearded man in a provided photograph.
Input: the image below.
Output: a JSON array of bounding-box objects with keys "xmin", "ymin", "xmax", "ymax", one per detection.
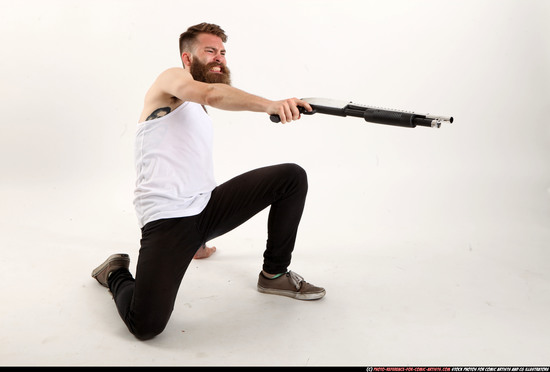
[{"xmin": 91, "ymin": 23, "xmax": 325, "ymax": 341}]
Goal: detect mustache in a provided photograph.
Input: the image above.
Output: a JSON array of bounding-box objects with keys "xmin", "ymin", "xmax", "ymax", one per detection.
[{"xmin": 206, "ymin": 62, "xmax": 228, "ymax": 74}]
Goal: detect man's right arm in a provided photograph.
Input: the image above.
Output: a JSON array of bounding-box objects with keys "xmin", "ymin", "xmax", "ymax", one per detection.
[{"xmin": 151, "ymin": 67, "xmax": 311, "ymax": 124}]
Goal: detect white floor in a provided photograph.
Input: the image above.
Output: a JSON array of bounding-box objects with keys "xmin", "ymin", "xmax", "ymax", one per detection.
[{"xmin": 1, "ymin": 171, "xmax": 549, "ymax": 366}]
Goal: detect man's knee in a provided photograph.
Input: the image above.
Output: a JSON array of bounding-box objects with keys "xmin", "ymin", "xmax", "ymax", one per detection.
[
  {"xmin": 129, "ymin": 316, "xmax": 170, "ymax": 341},
  {"xmin": 281, "ymin": 163, "xmax": 308, "ymax": 191},
  {"xmin": 133, "ymin": 324, "xmax": 166, "ymax": 341}
]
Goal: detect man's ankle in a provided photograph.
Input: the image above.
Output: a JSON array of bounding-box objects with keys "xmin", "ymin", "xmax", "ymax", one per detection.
[{"xmin": 261, "ymin": 270, "xmax": 285, "ymax": 279}]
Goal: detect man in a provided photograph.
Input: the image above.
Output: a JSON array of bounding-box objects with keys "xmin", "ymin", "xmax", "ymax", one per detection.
[{"xmin": 91, "ymin": 23, "xmax": 325, "ymax": 341}]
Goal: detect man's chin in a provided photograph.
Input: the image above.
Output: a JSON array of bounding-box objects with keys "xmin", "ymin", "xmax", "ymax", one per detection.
[{"xmin": 206, "ymin": 73, "xmax": 231, "ymax": 85}]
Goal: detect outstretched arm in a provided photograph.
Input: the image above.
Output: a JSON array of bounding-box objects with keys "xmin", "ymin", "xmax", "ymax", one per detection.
[{"xmin": 146, "ymin": 67, "xmax": 312, "ymax": 124}]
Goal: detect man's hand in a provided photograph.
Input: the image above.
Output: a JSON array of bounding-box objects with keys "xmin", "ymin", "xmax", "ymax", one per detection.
[{"xmin": 267, "ymin": 98, "xmax": 313, "ymax": 124}]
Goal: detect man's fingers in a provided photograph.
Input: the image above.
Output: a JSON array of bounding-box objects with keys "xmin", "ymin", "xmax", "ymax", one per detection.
[
  {"xmin": 279, "ymin": 101, "xmax": 293, "ymax": 124},
  {"xmin": 298, "ymin": 100, "xmax": 313, "ymax": 113},
  {"xmin": 273, "ymin": 98, "xmax": 312, "ymax": 124},
  {"xmin": 286, "ymin": 104, "xmax": 295, "ymax": 122},
  {"xmin": 290, "ymin": 104, "xmax": 301, "ymax": 120},
  {"xmin": 278, "ymin": 106, "xmax": 288, "ymax": 124},
  {"xmin": 285, "ymin": 99, "xmax": 304, "ymax": 122}
]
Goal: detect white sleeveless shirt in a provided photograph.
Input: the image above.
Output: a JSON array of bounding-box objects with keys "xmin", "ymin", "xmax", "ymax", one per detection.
[{"xmin": 133, "ymin": 102, "xmax": 216, "ymax": 228}]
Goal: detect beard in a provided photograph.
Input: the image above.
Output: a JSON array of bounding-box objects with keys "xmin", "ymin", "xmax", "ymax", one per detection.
[{"xmin": 189, "ymin": 57, "xmax": 232, "ymax": 85}]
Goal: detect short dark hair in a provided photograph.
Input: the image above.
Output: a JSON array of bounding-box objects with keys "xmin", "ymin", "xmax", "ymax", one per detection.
[{"xmin": 179, "ymin": 23, "xmax": 228, "ymax": 56}]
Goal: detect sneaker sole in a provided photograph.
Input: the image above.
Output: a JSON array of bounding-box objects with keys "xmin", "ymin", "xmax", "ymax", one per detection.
[
  {"xmin": 257, "ymin": 285, "xmax": 326, "ymax": 301},
  {"xmin": 91, "ymin": 254, "xmax": 130, "ymax": 287}
]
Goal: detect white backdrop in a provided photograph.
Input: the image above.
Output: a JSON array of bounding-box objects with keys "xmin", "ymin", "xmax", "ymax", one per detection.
[{"xmin": 1, "ymin": 0, "xmax": 549, "ymax": 366}]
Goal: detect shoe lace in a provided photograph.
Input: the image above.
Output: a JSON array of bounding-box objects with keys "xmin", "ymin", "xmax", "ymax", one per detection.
[{"xmin": 287, "ymin": 271, "xmax": 304, "ymax": 290}]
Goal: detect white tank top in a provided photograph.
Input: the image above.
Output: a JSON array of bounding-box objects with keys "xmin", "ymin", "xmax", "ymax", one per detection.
[{"xmin": 133, "ymin": 102, "xmax": 216, "ymax": 228}]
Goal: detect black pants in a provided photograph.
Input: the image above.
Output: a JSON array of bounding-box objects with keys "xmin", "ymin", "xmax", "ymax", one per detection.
[{"xmin": 108, "ymin": 163, "xmax": 308, "ymax": 340}]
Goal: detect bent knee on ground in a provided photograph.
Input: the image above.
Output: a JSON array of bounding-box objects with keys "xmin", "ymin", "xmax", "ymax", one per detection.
[
  {"xmin": 132, "ymin": 322, "xmax": 168, "ymax": 341},
  {"xmin": 134, "ymin": 328, "xmax": 164, "ymax": 341}
]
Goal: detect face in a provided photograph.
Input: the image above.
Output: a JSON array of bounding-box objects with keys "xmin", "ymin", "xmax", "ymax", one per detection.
[{"xmin": 186, "ymin": 33, "xmax": 231, "ymax": 85}]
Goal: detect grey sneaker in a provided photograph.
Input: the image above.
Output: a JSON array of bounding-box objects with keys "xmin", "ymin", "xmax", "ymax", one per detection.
[
  {"xmin": 257, "ymin": 271, "xmax": 325, "ymax": 300},
  {"xmin": 91, "ymin": 253, "xmax": 130, "ymax": 288}
]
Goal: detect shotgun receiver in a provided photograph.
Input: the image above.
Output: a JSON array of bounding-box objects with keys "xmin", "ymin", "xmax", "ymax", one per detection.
[{"xmin": 270, "ymin": 98, "xmax": 454, "ymax": 128}]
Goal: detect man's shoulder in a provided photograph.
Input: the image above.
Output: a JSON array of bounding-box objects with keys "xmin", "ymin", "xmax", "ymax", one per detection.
[
  {"xmin": 158, "ymin": 67, "xmax": 189, "ymax": 79},
  {"xmin": 146, "ymin": 67, "xmax": 189, "ymax": 97},
  {"xmin": 140, "ymin": 68, "xmax": 189, "ymax": 122},
  {"xmin": 149, "ymin": 67, "xmax": 194, "ymax": 93}
]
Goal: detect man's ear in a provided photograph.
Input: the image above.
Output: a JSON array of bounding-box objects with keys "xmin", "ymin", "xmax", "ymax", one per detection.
[{"xmin": 181, "ymin": 52, "xmax": 192, "ymax": 68}]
